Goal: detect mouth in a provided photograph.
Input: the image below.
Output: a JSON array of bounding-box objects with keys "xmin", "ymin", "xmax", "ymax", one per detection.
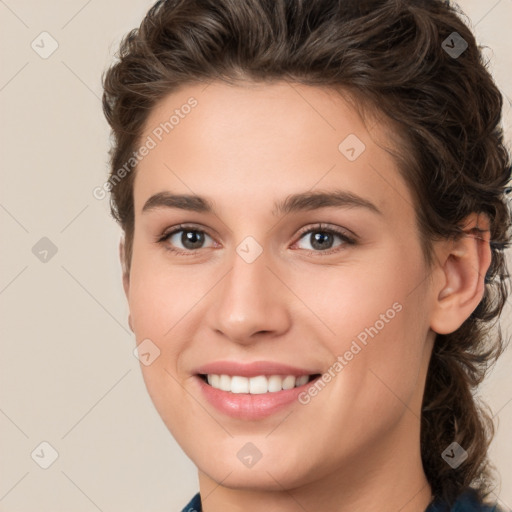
[
  {"xmin": 192, "ymin": 360, "xmax": 323, "ymax": 419},
  {"xmin": 197, "ymin": 373, "xmax": 321, "ymax": 394}
]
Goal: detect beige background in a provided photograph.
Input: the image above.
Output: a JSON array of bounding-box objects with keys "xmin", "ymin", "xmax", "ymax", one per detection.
[{"xmin": 0, "ymin": 1, "xmax": 511, "ymax": 510}]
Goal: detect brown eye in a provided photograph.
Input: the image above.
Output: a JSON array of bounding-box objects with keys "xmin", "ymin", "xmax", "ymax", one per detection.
[{"xmin": 161, "ymin": 226, "xmax": 215, "ymax": 253}]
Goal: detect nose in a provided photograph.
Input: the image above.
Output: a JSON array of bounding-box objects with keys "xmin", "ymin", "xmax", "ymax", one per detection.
[{"xmin": 207, "ymin": 247, "xmax": 292, "ymax": 345}]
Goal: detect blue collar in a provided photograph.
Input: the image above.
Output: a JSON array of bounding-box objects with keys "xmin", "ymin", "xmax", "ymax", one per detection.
[{"xmin": 181, "ymin": 488, "xmax": 501, "ymax": 512}]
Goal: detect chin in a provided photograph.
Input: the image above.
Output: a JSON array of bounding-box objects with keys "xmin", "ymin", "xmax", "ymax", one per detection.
[{"xmin": 201, "ymin": 464, "xmax": 306, "ymax": 491}]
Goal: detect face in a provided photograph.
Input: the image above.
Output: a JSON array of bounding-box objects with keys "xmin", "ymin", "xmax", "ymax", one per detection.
[{"xmin": 125, "ymin": 81, "xmax": 437, "ymax": 490}]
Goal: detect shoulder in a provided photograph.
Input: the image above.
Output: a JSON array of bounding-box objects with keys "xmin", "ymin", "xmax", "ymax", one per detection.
[{"xmin": 180, "ymin": 492, "xmax": 202, "ymax": 512}]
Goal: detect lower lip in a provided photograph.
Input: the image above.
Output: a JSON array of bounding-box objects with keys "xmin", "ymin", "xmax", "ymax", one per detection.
[{"xmin": 195, "ymin": 375, "xmax": 318, "ymax": 420}]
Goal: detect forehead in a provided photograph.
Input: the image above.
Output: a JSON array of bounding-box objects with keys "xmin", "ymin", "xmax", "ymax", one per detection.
[{"xmin": 133, "ymin": 81, "xmax": 415, "ymax": 222}]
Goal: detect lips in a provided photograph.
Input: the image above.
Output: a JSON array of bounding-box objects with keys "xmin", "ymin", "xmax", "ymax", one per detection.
[
  {"xmin": 192, "ymin": 360, "xmax": 322, "ymax": 420},
  {"xmin": 194, "ymin": 360, "xmax": 320, "ymax": 378}
]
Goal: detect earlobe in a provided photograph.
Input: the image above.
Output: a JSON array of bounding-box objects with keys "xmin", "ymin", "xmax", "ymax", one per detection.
[{"xmin": 430, "ymin": 213, "xmax": 491, "ymax": 334}]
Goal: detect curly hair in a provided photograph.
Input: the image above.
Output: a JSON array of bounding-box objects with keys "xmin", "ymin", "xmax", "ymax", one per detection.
[{"xmin": 101, "ymin": 0, "xmax": 512, "ymax": 504}]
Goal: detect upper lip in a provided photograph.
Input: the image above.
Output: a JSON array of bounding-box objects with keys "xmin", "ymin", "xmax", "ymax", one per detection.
[{"xmin": 194, "ymin": 360, "xmax": 320, "ymax": 378}]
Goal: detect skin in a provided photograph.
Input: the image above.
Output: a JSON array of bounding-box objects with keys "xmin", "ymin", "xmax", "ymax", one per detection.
[{"xmin": 120, "ymin": 81, "xmax": 491, "ymax": 512}]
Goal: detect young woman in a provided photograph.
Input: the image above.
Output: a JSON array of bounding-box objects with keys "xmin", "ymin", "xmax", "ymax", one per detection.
[{"xmin": 101, "ymin": 0, "xmax": 511, "ymax": 510}]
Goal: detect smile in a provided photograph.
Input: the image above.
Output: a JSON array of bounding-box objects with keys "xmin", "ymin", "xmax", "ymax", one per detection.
[{"xmin": 199, "ymin": 374, "xmax": 319, "ymax": 394}]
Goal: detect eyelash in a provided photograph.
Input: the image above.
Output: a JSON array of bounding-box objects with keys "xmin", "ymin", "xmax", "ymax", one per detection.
[{"xmin": 156, "ymin": 223, "xmax": 357, "ymax": 257}]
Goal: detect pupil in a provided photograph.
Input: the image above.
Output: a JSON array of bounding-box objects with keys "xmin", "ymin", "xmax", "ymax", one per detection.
[
  {"xmin": 312, "ymin": 232, "xmax": 332, "ymax": 250},
  {"xmin": 183, "ymin": 230, "xmax": 204, "ymax": 249}
]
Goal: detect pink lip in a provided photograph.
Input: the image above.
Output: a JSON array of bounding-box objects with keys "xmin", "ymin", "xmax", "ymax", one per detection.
[
  {"xmin": 192, "ymin": 360, "xmax": 321, "ymax": 421},
  {"xmin": 194, "ymin": 375, "xmax": 319, "ymax": 420},
  {"xmin": 193, "ymin": 360, "xmax": 318, "ymax": 377}
]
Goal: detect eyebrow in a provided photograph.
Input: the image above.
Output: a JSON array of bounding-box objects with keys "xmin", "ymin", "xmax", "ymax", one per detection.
[{"xmin": 141, "ymin": 189, "xmax": 382, "ymax": 217}]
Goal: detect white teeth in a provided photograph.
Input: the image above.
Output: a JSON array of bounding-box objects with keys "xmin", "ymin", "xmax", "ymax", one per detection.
[
  {"xmin": 295, "ymin": 375, "xmax": 309, "ymax": 387},
  {"xmin": 219, "ymin": 374, "xmax": 231, "ymax": 392},
  {"xmin": 204, "ymin": 374, "xmax": 312, "ymax": 393},
  {"xmin": 268, "ymin": 375, "xmax": 283, "ymax": 392},
  {"xmin": 282, "ymin": 375, "xmax": 296, "ymax": 390},
  {"xmin": 207, "ymin": 374, "xmax": 220, "ymax": 387},
  {"xmin": 249, "ymin": 375, "xmax": 268, "ymax": 394},
  {"xmin": 231, "ymin": 376, "xmax": 249, "ymax": 394}
]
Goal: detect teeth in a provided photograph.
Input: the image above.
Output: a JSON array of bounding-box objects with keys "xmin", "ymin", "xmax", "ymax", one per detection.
[
  {"xmin": 249, "ymin": 375, "xmax": 268, "ymax": 394},
  {"xmin": 205, "ymin": 374, "xmax": 312, "ymax": 393},
  {"xmin": 296, "ymin": 375, "xmax": 309, "ymax": 387},
  {"xmin": 207, "ymin": 374, "xmax": 220, "ymax": 388},
  {"xmin": 282, "ymin": 375, "xmax": 296, "ymax": 390},
  {"xmin": 231, "ymin": 376, "xmax": 249, "ymax": 393},
  {"xmin": 268, "ymin": 375, "xmax": 283, "ymax": 392}
]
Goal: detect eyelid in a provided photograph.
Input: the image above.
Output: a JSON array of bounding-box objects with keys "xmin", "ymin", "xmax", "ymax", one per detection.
[
  {"xmin": 294, "ymin": 222, "xmax": 357, "ymax": 243},
  {"xmin": 158, "ymin": 223, "xmax": 214, "ymax": 242}
]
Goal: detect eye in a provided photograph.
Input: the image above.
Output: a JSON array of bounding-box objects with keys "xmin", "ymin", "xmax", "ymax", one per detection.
[
  {"xmin": 293, "ymin": 224, "xmax": 356, "ymax": 255},
  {"xmin": 157, "ymin": 222, "xmax": 357, "ymax": 256},
  {"xmin": 158, "ymin": 224, "xmax": 215, "ymax": 255}
]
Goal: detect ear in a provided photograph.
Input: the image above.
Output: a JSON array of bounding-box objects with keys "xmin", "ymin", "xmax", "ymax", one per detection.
[
  {"xmin": 119, "ymin": 236, "xmax": 130, "ymax": 300},
  {"xmin": 429, "ymin": 213, "xmax": 492, "ymax": 334}
]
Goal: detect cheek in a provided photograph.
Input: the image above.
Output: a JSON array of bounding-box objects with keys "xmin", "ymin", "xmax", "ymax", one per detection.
[
  {"xmin": 334, "ymin": 289, "xmax": 430, "ymax": 430},
  {"xmin": 139, "ymin": 365, "xmax": 192, "ymax": 450},
  {"xmin": 290, "ymin": 252, "xmax": 420, "ymax": 342},
  {"xmin": 301, "ymin": 247, "xmax": 429, "ymax": 401},
  {"xmin": 127, "ymin": 251, "xmax": 205, "ymax": 336}
]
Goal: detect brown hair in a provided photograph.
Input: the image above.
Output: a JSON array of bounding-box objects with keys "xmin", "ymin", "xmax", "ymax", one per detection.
[{"xmin": 102, "ymin": 0, "xmax": 512, "ymax": 504}]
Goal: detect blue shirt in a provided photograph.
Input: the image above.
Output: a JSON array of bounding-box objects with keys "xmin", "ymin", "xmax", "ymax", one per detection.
[
  {"xmin": 181, "ymin": 492, "xmax": 201, "ymax": 512},
  {"xmin": 180, "ymin": 488, "xmax": 504, "ymax": 512}
]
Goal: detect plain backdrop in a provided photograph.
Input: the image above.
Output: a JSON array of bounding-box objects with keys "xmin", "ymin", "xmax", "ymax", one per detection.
[{"xmin": 0, "ymin": 1, "xmax": 511, "ymax": 510}]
